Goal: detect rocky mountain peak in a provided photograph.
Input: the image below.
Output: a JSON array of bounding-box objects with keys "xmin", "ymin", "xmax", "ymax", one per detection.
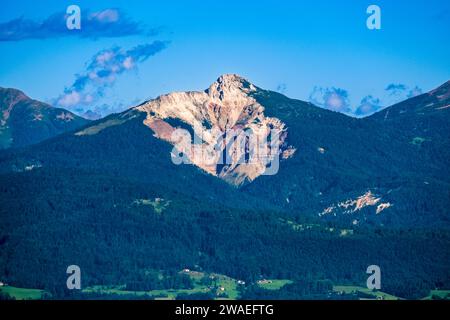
[
  {"xmin": 0, "ymin": 87, "xmax": 29, "ymax": 114},
  {"xmin": 136, "ymin": 75, "xmax": 295, "ymax": 186},
  {"xmin": 205, "ymin": 74, "xmax": 257, "ymax": 101},
  {"xmin": 0, "ymin": 87, "xmax": 90, "ymax": 149}
]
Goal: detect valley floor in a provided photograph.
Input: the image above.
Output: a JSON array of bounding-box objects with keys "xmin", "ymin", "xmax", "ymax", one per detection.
[{"xmin": 1, "ymin": 270, "xmax": 449, "ymax": 301}]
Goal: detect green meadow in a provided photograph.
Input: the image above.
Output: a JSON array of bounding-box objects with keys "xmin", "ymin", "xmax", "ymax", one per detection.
[
  {"xmin": 0, "ymin": 285, "xmax": 47, "ymax": 300},
  {"xmin": 333, "ymin": 285, "xmax": 400, "ymax": 300}
]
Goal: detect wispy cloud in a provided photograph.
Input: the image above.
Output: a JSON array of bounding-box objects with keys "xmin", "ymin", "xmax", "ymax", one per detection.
[
  {"xmin": 354, "ymin": 95, "xmax": 383, "ymax": 117},
  {"xmin": 309, "ymin": 86, "xmax": 352, "ymax": 114},
  {"xmin": 0, "ymin": 8, "xmax": 159, "ymax": 41},
  {"xmin": 54, "ymin": 41, "xmax": 169, "ymax": 116},
  {"xmin": 407, "ymin": 86, "xmax": 423, "ymax": 98},
  {"xmin": 309, "ymin": 83, "xmax": 423, "ymax": 117},
  {"xmin": 276, "ymin": 83, "xmax": 287, "ymax": 94},
  {"xmin": 385, "ymin": 83, "xmax": 423, "ymax": 103},
  {"xmin": 385, "ymin": 83, "xmax": 408, "ymax": 95}
]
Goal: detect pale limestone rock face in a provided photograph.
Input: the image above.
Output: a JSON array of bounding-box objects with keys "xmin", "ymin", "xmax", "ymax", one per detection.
[
  {"xmin": 136, "ymin": 74, "xmax": 295, "ymax": 186},
  {"xmin": 376, "ymin": 202, "xmax": 392, "ymax": 214},
  {"xmin": 319, "ymin": 190, "xmax": 392, "ymax": 218}
]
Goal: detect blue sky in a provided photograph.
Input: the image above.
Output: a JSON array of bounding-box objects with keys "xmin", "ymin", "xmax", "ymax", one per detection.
[{"xmin": 0, "ymin": 0, "xmax": 449, "ymax": 117}]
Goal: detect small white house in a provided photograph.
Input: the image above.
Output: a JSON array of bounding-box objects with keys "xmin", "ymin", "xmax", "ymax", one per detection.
[{"xmin": 258, "ymin": 279, "xmax": 272, "ymax": 284}]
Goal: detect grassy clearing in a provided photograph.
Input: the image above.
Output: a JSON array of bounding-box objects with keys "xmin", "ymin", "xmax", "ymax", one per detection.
[
  {"xmin": 422, "ymin": 290, "xmax": 450, "ymax": 300},
  {"xmin": 411, "ymin": 136, "xmax": 427, "ymax": 146},
  {"xmin": 278, "ymin": 219, "xmax": 354, "ymax": 237},
  {"xmin": 279, "ymin": 218, "xmax": 319, "ymax": 232},
  {"xmin": 75, "ymin": 119, "xmax": 127, "ymax": 136},
  {"xmin": 83, "ymin": 284, "xmax": 208, "ymax": 299},
  {"xmin": 210, "ymin": 273, "xmax": 240, "ymax": 299},
  {"xmin": 333, "ymin": 285, "xmax": 400, "ymax": 300},
  {"xmin": 339, "ymin": 229, "xmax": 354, "ymax": 237},
  {"xmin": 83, "ymin": 270, "xmax": 242, "ymax": 300},
  {"xmin": 0, "ymin": 285, "xmax": 46, "ymax": 300},
  {"xmin": 134, "ymin": 198, "xmax": 171, "ymax": 214},
  {"xmin": 256, "ymin": 279, "xmax": 293, "ymax": 290}
]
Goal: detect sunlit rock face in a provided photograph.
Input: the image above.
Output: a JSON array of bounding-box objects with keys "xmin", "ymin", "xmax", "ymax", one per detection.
[
  {"xmin": 319, "ymin": 190, "xmax": 392, "ymax": 219},
  {"xmin": 136, "ymin": 74, "xmax": 295, "ymax": 186}
]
